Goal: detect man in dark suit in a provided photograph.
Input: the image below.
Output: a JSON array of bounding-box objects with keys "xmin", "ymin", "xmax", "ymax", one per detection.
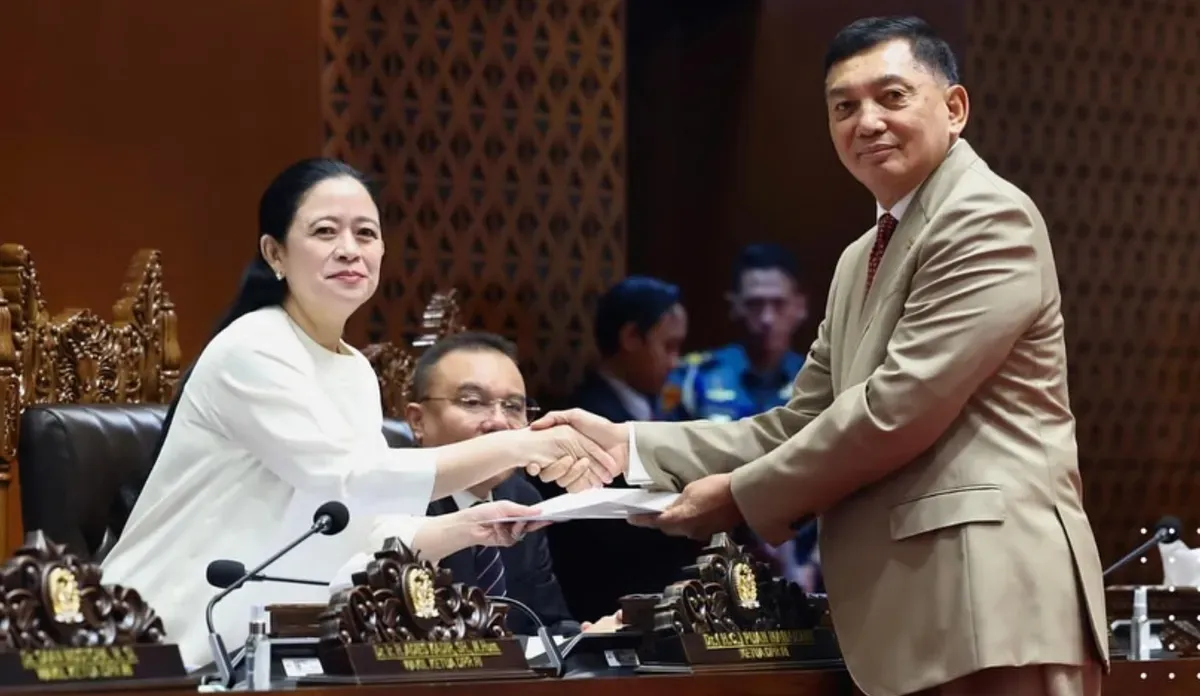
[
  {"xmin": 408, "ymin": 331, "xmax": 604, "ymax": 635},
  {"xmin": 571, "ymin": 276, "xmax": 687, "ymax": 424},
  {"xmin": 545, "ymin": 277, "xmax": 706, "ymax": 623}
]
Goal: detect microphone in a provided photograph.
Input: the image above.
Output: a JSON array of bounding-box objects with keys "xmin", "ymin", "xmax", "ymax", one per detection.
[
  {"xmin": 486, "ymin": 595, "xmax": 563, "ymax": 677},
  {"xmin": 204, "ymin": 500, "xmax": 350, "ymax": 687},
  {"xmin": 1103, "ymin": 515, "xmax": 1182, "ymax": 578},
  {"xmin": 206, "ymin": 559, "xmax": 328, "ymax": 589}
]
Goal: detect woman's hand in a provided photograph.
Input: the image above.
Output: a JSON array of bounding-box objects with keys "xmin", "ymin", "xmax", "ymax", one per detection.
[
  {"xmin": 525, "ymin": 410, "xmax": 629, "ymax": 491},
  {"xmin": 521, "ymin": 424, "xmax": 624, "ymax": 493},
  {"xmin": 413, "ymin": 501, "xmax": 552, "ymax": 561},
  {"xmin": 457, "ymin": 500, "xmax": 552, "ymax": 547}
]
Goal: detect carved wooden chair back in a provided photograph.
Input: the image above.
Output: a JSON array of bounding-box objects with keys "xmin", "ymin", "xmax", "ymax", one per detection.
[
  {"xmin": 360, "ymin": 289, "xmax": 465, "ymax": 420},
  {"xmin": 0, "ymin": 243, "xmax": 181, "ymax": 554}
]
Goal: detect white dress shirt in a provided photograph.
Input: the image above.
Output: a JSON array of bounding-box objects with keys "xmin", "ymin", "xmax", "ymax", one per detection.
[
  {"xmin": 597, "ymin": 370, "xmax": 655, "ymax": 421},
  {"xmin": 451, "ymin": 489, "xmax": 492, "ymax": 509},
  {"xmin": 100, "ymin": 306, "xmax": 437, "ymax": 668},
  {"xmin": 878, "ymin": 188, "xmax": 916, "ymax": 223}
]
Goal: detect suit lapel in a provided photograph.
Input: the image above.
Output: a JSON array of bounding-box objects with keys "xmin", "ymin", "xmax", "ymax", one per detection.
[{"xmin": 855, "ymin": 139, "xmax": 982, "ymax": 338}]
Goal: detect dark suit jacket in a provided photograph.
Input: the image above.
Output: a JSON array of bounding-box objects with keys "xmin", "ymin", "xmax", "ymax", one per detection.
[
  {"xmin": 426, "ymin": 475, "xmax": 578, "ymax": 636},
  {"xmin": 540, "ymin": 370, "xmax": 707, "ymax": 622}
]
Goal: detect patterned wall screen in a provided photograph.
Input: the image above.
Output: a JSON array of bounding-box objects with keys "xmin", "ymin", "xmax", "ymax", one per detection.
[
  {"xmin": 322, "ymin": 0, "xmax": 626, "ymax": 399},
  {"xmin": 966, "ymin": 0, "xmax": 1200, "ymax": 580}
]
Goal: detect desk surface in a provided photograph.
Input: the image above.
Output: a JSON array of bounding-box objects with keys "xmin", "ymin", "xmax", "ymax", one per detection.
[{"xmin": 41, "ymin": 659, "xmax": 1200, "ymax": 696}]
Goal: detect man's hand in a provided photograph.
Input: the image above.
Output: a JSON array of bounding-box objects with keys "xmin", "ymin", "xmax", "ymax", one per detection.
[
  {"xmin": 458, "ymin": 500, "xmax": 552, "ymax": 547},
  {"xmin": 522, "ymin": 423, "xmax": 623, "ymax": 493},
  {"xmin": 581, "ymin": 609, "xmax": 624, "ymax": 633},
  {"xmin": 526, "ymin": 409, "xmax": 629, "ymax": 488},
  {"xmin": 629, "ymin": 474, "xmax": 742, "ymax": 540}
]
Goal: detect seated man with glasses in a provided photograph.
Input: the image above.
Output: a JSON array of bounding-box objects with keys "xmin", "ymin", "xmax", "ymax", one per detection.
[{"xmin": 408, "ymin": 331, "xmax": 619, "ymax": 635}]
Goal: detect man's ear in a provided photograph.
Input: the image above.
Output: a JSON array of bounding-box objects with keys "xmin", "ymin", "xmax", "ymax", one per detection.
[
  {"xmin": 405, "ymin": 402, "xmax": 426, "ymax": 444},
  {"xmin": 617, "ymin": 321, "xmax": 643, "ymax": 354},
  {"xmin": 259, "ymin": 234, "xmax": 285, "ymax": 276},
  {"xmin": 726, "ymin": 291, "xmax": 742, "ymax": 321},
  {"xmin": 945, "ymin": 83, "xmax": 970, "ymax": 137},
  {"xmin": 793, "ymin": 293, "xmax": 809, "ymax": 324}
]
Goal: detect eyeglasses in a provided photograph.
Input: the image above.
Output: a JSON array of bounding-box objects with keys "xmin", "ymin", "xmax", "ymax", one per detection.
[{"xmin": 420, "ymin": 393, "xmax": 541, "ymax": 425}]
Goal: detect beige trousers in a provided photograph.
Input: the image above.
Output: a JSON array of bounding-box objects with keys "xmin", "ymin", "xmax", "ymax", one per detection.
[{"xmin": 916, "ymin": 662, "xmax": 1103, "ymax": 696}]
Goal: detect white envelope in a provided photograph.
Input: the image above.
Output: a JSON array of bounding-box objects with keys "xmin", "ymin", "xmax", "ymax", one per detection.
[{"xmin": 490, "ymin": 488, "xmax": 678, "ymax": 522}]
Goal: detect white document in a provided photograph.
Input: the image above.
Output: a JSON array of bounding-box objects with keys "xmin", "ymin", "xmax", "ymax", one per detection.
[
  {"xmin": 523, "ymin": 633, "xmax": 571, "ymax": 660},
  {"xmin": 492, "ymin": 488, "xmax": 678, "ymax": 522}
]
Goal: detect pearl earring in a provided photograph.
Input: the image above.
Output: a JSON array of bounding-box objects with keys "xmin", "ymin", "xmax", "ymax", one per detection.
[{"xmin": 274, "ymin": 269, "xmax": 284, "ymax": 281}]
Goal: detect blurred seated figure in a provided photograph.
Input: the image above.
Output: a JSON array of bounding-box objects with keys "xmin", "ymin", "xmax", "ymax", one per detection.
[
  {"xmin": 571, "ymin": 276, "xmax": 686, "ymax": 423},
  {"xmin": 547, "ymin": 276, "xmax": 705, "ymax": 622}
]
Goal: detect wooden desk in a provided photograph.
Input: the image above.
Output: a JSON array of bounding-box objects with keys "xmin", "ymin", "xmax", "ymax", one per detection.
[{"xmin": 33, "ymin": 659, "xmax": 1200, "ymax": 695}]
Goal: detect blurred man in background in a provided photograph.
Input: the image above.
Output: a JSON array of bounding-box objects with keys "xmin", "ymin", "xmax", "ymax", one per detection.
[
  {"xmin": 545, "ymin": 276, "xmax": 703, "ymax": 622},
  {"xmin": 660, "ymin": 243, "xmax": 818, "ymax": 590}
]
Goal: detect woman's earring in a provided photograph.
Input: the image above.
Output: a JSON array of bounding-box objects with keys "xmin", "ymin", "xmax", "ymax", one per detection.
[{"xmin": 274, "ymin": 269, "xmax": 284, "ymax": 281}]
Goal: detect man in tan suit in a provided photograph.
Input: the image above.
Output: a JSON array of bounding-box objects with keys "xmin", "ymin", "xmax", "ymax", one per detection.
[{"xmin": 530, "ymin": 15, "xmax": 1107, "ymax": 696}]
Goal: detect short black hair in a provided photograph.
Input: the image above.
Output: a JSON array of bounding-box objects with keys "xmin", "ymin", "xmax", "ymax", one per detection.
[
  {"xmin": 824, "ymin": 15, "xmax": 959, "ymax": 85},
  {"xmin": 411, "ymin": 331, "xmax": 518, "ymax": 401},
  {"xmin": 731, "ymin": 243, "xmax": 801, "ymax": 291},
  {"xmin": 594, "ymin": 276, "xmax": 681, "ymax": 357}
]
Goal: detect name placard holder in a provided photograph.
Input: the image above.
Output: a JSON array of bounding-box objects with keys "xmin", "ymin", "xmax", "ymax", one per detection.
[
  {"xmin": 0, "ymin": 645, "xmax": 190, "ymax": 692},
  {"xmin": 303, "ymin": 539, "xmax": 541, "ymax": 685},
  {"xmin": 640, "ymin": 628, "xmax": 842, "ymax": 674},
  {"xmin": 620, "ymin": 534, "xmax": 844, "ymax": 675},
  {"xmin": 0, "ymin": 532, "xmax": 194, "ymax": 693},
  {"xmin": 302, "ymin": 638, "xmax": 530, "ymax": 685}
]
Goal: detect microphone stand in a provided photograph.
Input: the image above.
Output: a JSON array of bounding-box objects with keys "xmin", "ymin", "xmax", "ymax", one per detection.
[
  {"xmin": 487, "ymin": 596, "xmax": 564, "ymax": 678},
  {"xmin": 1103, "ymin": 527, "xmax": 1174, "ymax": 577},
  {"xmin": 254, "ymin": 573, "xmax": 327, "ymax": 588},
  {"xmin": 1102, "ymin": 520, "xmax": 1181, "ymax": 662},
  {"xmin": 204, "ymin": 517, "xmax": 333, "ymax": 688}
]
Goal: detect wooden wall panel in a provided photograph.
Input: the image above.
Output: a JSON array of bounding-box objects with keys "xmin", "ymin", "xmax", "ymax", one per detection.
[
  {"xmin": 323, "ymin": 0, "xmax": 626, "ymax": 401},
  {"xmin": 965, "ymin": 0, "xmax": 1200, "ymax": 582},
  {"xmin": 0, "ymin": 0, "xmax": 322, "ymax": 359}
]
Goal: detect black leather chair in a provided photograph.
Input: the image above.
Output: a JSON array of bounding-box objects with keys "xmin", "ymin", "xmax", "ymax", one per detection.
[{"xmin": 18, "ymin": 403, "xmax": 416, "ymax": 562}]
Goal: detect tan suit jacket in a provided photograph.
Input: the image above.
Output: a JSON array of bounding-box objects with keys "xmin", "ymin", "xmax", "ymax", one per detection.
[{"xmin": 632, "ymin": 140, "xmax": 1108, "ymax": 696}]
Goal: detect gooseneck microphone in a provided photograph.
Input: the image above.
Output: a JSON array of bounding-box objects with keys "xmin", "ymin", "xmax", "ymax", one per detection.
[
  {"xmin": 206, "ymin": 559, "xmax": 328, "ymax": 589},
  {"xmin": 1103, "ymin": 515, "xmax": 1182, "ymax": 578},
  {"xmin": 486, "ymin": 595, "xmax": 564, "ymax": 678},
  {"xmin": 204, "ymin": 500, "xmax": 350, "ymax": 688}
]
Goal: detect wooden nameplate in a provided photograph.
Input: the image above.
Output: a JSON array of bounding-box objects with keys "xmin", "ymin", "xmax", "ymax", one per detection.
[
  {"xmin": 0, "ymin": 531, "xmax": 194, "ymax": 692},
  {"xmin": 309, "ymin": 638, "xmax": 531, "ymax": 685},
  {"xmin": 645, "ymin": 628, "xmax": 842, "ymax": 673},
  {"xmin": 0, "ymin": 644, "xmax": 189, "ymax": 692},
  {"xmin": 626, "ymin": 534, "xmax": 844, "ymax": 674},
  {"xmin": 302, "ymin": 538, "xmax": 539, "ymax": 685}
]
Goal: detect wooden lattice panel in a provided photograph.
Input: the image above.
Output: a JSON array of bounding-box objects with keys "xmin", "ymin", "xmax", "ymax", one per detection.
[
  {"xmin": 322, "ymin": 0, "xmax": 626, "ymax": 399},
  {"xmin": 966, "ymin": 0, "xmax": 1200, "ymax": 582}
]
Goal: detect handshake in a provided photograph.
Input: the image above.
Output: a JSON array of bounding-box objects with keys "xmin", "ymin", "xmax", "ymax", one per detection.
[
  {"xmin": 519, "ymin": 409, "xmax": 632, "ymax": 493},
  {"xmin": 477, "ymin": 408, "xmax": 743, "ymax": 544}
]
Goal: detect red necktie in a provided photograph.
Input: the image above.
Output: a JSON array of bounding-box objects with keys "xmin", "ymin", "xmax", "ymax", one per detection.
[{"xmin": 867, "ymin": 213, "xmax": 897, "ymax": 292}]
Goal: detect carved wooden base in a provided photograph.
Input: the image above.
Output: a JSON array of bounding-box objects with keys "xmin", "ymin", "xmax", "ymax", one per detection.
[
  {"xmin": 303, "ymin": 637, "xmax": 538, "ymax": 685},
  {"xmin": 0, "ymin": 644, "xmax": 195, "ymax": 692}
]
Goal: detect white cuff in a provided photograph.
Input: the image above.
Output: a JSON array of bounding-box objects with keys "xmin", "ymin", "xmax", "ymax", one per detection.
[{"xmin": 624, "ymin": 424, "xmax": 653, "ymax": 487}]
